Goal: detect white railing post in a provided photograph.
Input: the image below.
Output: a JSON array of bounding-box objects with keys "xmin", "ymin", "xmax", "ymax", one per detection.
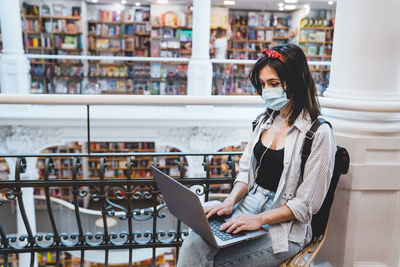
[{"xmin": 187, "ymin": 0, "xmax": 212, "ymax": 95}]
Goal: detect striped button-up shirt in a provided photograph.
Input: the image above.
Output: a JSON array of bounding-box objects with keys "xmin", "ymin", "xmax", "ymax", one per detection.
[{"xmin": 234, "ymin": 111, "xmax": 336, "ymax": 254}]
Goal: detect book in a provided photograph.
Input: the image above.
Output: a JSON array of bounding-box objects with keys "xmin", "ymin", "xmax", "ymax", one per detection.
[
  {"xmin": 96, "ymin": 39, "xmax": 109, "ymax": 49},
  {"xmin": 248, "ymin": 12, "xmax": 258, "ymax": 27}
]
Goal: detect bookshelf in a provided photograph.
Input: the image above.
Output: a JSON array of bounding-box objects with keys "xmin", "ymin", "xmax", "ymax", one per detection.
[
  {"xmin": 299, "ymin": 17, "xmax": 334, "ymax": 95},
  {"xmin": 87, "ymin": 5, "xmax": 162, "ymax": 95},
  {"xmin": 209, "ymin": 142, "xmax": 247, "ymax": 196},
  {"xmin": 212, "ymin": 10, "xmax": 290, "ymax": 95},
  {"xmin": 228, "ymin": 11, "xmax": 291, "ymax": 60},
  {"xmin": 36, "ymin": 141, "xmax": 187, "ymax": 201},
  {"xmin": 148, "ymin": 10, "xmax": 192, "ymax": 95},
  {"xmin": 21, "ymin": 2, "xmax": 83, "ymax": 94}
]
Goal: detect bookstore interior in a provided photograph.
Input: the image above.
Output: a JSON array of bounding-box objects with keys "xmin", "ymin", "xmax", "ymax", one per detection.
[
  {"xmin": 7, "ymin": 0, "xmax": 336, "ymax": 96},
  {"xmin": 0, "ymin": 1, "xmax": 337, "ymax": 266}
]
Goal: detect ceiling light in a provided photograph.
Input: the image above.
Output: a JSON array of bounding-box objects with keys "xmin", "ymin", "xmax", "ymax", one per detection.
[
  {"xmin": 279, "ymin": 7, "xmax": 285, "ymax": 11},
  {"xmin": 157, "ymin": 0, "xmax": 169, "ymax": 4},
  {"xmin": 328, "ymin": 0, "xmax": 334, "ymax": 5},
  {"xmin": 284, "ymin": 0, "xmax": 298, "ymax": 3},
  {"xmin": 284, "ymin": 4, "xmax": 297, "ymax": 10},
  {"xmin": 278, "ymin": 3, "xmax": 284, "ymax": 7},
  {"xmin": 224, "ymin": 0, "xmax": 236, "ymax": 5},
  {"xmin": 91, "ymin": 0, "xmax": 98, "ymax": 3},
  {"xmin": 121, "ymin": 0, "xmax": 127, "ymax": 4},
  {"xmin": 135, "ymin": 1, "xmax": 141, "ymax": 6}
]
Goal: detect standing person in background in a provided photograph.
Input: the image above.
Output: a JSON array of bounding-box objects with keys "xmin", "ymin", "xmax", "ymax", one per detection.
[{"xmin": 213, "ymin": 27, "xmax": 228, "ymax": 59}]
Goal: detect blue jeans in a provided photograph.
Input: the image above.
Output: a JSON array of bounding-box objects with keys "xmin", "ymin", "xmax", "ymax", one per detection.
[{"xmin": 177, "ymin": 185, "xmax": 302, "ymax": 267}]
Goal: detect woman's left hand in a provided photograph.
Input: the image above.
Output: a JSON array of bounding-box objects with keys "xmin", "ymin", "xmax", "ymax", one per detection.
[{"xmin": 220, "ymin": 214, "xmax": 264, "ymax": 234}]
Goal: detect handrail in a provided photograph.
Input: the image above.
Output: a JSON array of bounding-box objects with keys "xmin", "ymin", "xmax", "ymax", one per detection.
[
  {"xmin": 26, "ymin": 54, "xmax": 190, "ymax": 63},
  {"xmin": 211, "ymin": 58, "xmax": 331, "ymax": 66},
  {"xmin": 0, "ymin": 94, "xmax": 399, "ymax": 113},
  {"xmin": 25, "ymin": 54, "xmax": 330, "ymax": 66}
]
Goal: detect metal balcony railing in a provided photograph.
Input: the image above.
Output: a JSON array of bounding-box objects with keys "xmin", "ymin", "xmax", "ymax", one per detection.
[{"xmin": 0, "ymin": 151, "xmax": 241, "ymax": 267}]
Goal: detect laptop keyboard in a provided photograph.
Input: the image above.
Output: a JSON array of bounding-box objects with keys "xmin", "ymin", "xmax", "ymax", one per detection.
[{"xmin": 209, "ymin": 215, "xmax": 244, "ymax": 241}]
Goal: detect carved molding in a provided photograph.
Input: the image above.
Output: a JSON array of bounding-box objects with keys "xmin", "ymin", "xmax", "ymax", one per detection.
[
  {"xmin": 156, "ymin": 127, "xmax": 247, "ymax": 153},
  {"xmin": 156, "ymin": 127, "xmax": 248, "ymax": 177},
  {"xmin": 1, "ymin": 126, "xmax": 62, "ymax": 154}
]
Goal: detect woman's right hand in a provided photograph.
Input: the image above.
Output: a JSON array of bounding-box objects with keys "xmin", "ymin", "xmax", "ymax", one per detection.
[{"xmin": 204, "ymin": 199, "xmax": 234, "ymax": 219}]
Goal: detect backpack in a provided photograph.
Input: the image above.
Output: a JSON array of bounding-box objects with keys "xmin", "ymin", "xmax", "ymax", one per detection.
[{"xmin": 252, "ymin": 114, "xmax": 350, "ymax": 241}]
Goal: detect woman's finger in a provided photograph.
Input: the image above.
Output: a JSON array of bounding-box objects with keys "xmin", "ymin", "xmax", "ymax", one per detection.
[
  {"xmin": 232, "ymin": 225, "xmax": 247, "ymax": 234},
  {"xmin": 225, "ymin": 223, "xmax": 238, "ymax": 233},
  {"xmin": 219, "ymin": 220, "xmax": 232, "ymax": 231},
  {"xmin": 206, "ymin": 207, "xmax": 219, "ymax": 218},
  {"xmin": 216, "ymin": 207, "xmax": 230, "ymax": 215}
]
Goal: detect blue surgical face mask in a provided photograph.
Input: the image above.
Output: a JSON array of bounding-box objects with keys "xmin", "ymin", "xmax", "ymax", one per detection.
[{"xmin": 261, "ymin": 87, "xmax": 290, "ymax": 111}]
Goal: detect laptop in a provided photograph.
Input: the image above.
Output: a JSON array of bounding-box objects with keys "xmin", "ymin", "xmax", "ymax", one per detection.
[{"xmin": 150, "ymin": 165, "xmax": 268, "ymax": 248}]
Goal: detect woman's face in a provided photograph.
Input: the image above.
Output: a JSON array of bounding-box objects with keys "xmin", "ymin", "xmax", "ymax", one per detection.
[{"xmin": 258, "ymin": 65, "xmax": 283, "ymax": 90}]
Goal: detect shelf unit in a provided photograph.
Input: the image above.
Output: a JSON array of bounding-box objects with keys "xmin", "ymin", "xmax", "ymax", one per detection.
[
  {"xmin": 228, "ymin": 11, "xmax": 291, "ymax": 60},
  {"xmin": 86, "ymin": 5, "xmax": 169, "ymax": 95},
  {"xmin": 36, "ymin": 141, "xmax": 187, "ymax": 202},
  {"xmin": 21, "ymin": 2, "xmax": 83, "ymax": 95},
  {"xmin": 212, "ymin": 10, "xmax": 290, "ymax": 95},
  {"xmin": 299, "ymin": 17, "xmax": 335, "ymax": 95}
]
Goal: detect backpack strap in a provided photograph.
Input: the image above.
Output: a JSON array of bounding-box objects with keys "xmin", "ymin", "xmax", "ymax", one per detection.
[
  {"xmin": 300, "ymin": 118, "xmax": 332, "ymax": 180},
  {"xmin": 252, "ymin": 112, "xmax": 265, "ymax": 132}
]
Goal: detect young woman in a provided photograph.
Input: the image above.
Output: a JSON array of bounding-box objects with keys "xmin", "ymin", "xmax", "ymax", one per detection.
[{"xmin": 177, "ymin": 44, "xmax": 336, "ymax": 267}]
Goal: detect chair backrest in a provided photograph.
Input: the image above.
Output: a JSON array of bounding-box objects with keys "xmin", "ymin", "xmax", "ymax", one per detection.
[{"xmin": 310, "ymin": 146, "xmax": 349, "ymax": 241}]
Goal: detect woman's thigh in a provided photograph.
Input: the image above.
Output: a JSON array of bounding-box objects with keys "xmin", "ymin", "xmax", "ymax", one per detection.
[{"xmin": 214, "ymin": 235, "xmax": 301, "ymax": 267}]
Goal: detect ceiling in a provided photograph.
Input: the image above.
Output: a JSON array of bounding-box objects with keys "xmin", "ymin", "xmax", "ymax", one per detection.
[{"xmin": 84, "ymin": 0, "xmax": 336, "ymax": 11}]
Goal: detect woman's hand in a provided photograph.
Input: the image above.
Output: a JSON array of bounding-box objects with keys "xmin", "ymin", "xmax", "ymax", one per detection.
[
  {"xmin": 204, "ymin": 200, "xmax": 234, "ymax": 219},
  {"xmin": 220, "ymin": 214, "xmax": 264, "ymax": 234}
]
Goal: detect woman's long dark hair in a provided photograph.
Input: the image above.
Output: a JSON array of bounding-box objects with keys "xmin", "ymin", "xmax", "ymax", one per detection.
[{"xmin": 248, "ymin": 44, "xmax": 320, "ymax": 126}]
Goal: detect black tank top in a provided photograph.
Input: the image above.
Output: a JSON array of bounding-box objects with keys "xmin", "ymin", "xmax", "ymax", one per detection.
[{"xmin": 253, "ymin": 139, "xmax": 284, "ymax": 192}]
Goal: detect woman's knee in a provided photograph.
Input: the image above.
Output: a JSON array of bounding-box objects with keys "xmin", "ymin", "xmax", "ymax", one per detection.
[{"xmin": 178, "ymin": 231, "xmax": 218, "ymax": 267}]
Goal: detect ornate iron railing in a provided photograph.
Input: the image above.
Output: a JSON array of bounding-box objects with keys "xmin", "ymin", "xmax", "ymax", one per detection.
[{"xmin": 0, "ymin": 151, "xmax": 241, "ymax": 267}]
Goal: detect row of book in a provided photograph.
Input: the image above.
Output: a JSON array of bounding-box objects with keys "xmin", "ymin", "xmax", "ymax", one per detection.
[
  {"xmin": 90, "ymin": 141, "xmax": 155, "ymax": 151},
  {"xmin": 31, "ymin": 64, "xmax": 84, "ymax": 77},
  {"xmin": 22, "ymin": 19, "xmax": 40, "ymax": 32},
  {"xmin": 89, "ymin": 23, "xmax": 122, "ymax": 36},
  {"xmin": 300, "ymin": 43, "xmax": 333, "ymax": 56},
  {"xmin": 86, "ymin": 79, "xmax": 187, "ymax": 95},
  {"xmin": 31, "ymin": 79, "xmax": 83, "ymax": 94},
  {"xmin": 213, "ymin": 77, "xmax": 255, "ymax": 95},
  {"xmin": 300, "ymin": 30, "xmax": 326, "ymax": 42},
  {"xmin": 301, "ymin": 17, "xmax": 334, "ymax": 28},
  {"xmin": 54, "ymin": 35, "xmax": 81, "ymax": 49},
  {"xmin": 247, "ymin": 12, "xmax": 291, "ymax": 28},
  {"xmin": 45, "ymin": 19, "xmax": 82, "ymax": 34},
  {"xmin": 88, "ymin": 36, "xmax": 149, "ymax": 52},
  {"xmin": 97, "ymin": 8, "xmax": 150, "ymax": 23},
  {"xmin": 25, "ymin": 36, "xmax": 52, "ymax": 49}
]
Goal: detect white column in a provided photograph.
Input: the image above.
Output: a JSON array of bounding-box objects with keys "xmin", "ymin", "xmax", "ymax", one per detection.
[
  {"xmin": 326, "ymin": 0, "xmax": 400, "ymax": 101},
  {"xmin": 0, "ymin": 0, "xmax": 30, "ymax": 94},
  {"xmin": 187, "ymin": 0, "xmax": 212, "ymax": 95},
  {"xmin": 318, "ymin": 0, "xmax": 400, "ymax": 266}
]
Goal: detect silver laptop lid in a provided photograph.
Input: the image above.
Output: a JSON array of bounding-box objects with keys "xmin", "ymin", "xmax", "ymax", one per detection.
[{"xmin": 150, "ymin": 165, "xmax": 217, "ymax": 247}]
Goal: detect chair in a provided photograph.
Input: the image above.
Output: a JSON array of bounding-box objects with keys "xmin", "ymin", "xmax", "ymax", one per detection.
[{"xmin": 280, "ymin": 146, "xmax": 350, "ymax": 267}]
